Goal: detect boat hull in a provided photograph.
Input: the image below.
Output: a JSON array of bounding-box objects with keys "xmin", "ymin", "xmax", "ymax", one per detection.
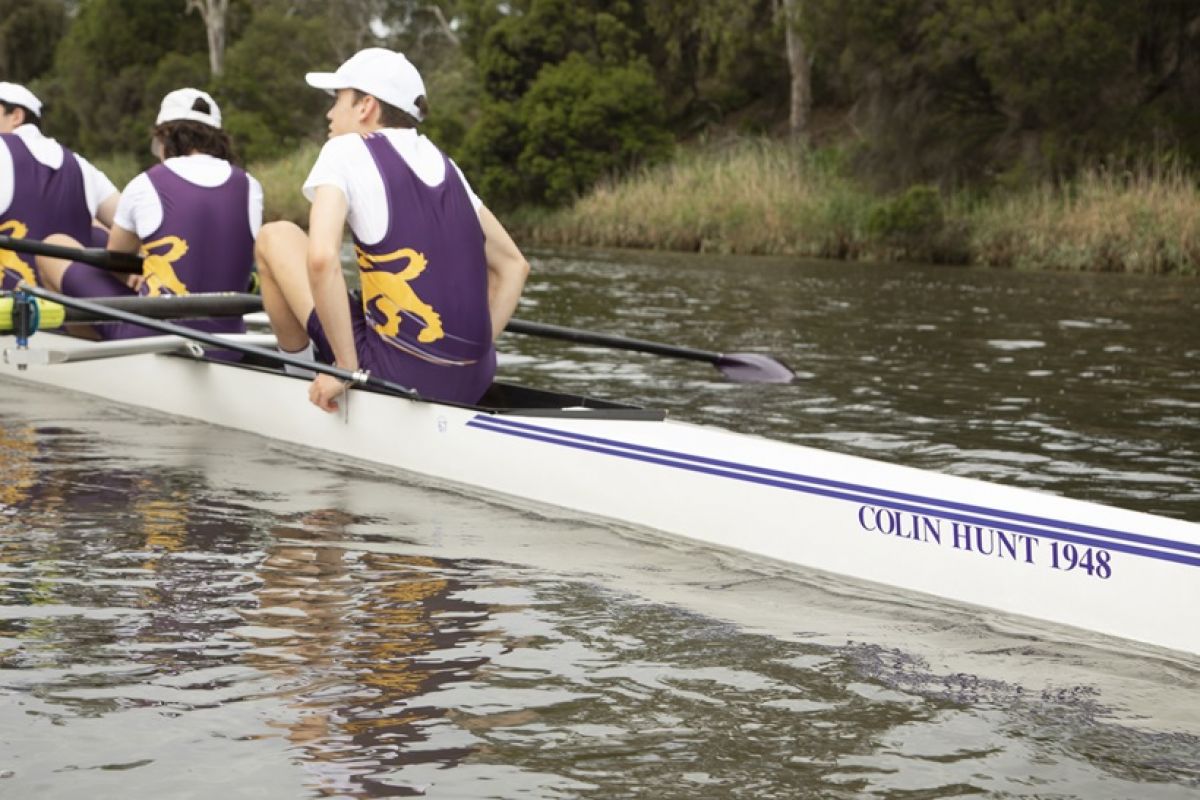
[{"xmin": 2, "ymin": 332, "xmax": 1197, "ymax": 656}]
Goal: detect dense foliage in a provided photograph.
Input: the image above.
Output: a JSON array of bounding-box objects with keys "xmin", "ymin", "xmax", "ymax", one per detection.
[{"xmin": 11, "ymin": 0, "xmax": 1200, "ymax": 209}]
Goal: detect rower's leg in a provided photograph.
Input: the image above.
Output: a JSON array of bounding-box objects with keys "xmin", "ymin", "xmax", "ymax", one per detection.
[
  {"xmin": 34, "ymin": 233, "xmax": 84, "ymax": 292},
  {"xmin": 255, "ymin": 221, "xmax": 316, "ymax": 352}
]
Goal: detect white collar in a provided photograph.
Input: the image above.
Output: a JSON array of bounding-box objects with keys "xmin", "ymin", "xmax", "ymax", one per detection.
[{"xmin": 12, "ymin": 123, "xmax": 63, "ymax": 168}]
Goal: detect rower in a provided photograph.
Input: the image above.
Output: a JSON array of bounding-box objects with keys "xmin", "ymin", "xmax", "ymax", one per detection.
[
  {"xmin": 254, "ymin": 48, "xmax": 530, "ymax": 411},
  {"xmin": 0, "ymin": 82, "xmax": 119, "ymax": 291},
  {"xmin": 35, "ymin": 88, "xmax": 262, "ymax": 344}
]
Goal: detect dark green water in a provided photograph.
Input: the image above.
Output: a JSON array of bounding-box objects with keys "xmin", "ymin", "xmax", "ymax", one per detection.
[{"xmin": 0, "ymin": 250, "xmax": 1197, "ymax": 798}]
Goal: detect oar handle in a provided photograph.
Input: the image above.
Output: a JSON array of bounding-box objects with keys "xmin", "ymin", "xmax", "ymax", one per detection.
[
  {"xmin": 505, "ymin": 317, "xmax": 722, "ymax": 364},
  {"xmin": 0, "ymin": 234, "xmax": 143, "ymax": 274}
]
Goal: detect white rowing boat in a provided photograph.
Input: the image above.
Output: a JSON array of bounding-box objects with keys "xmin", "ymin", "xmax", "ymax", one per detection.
[{"xmin": 1, "ymin": 294, "xmax": 1197, "ymax": 658}]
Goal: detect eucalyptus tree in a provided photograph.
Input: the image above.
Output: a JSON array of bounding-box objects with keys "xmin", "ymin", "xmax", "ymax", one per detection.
[{"xmin": 185, "ymin": 0, "xmax": 230, "ymax": 76}]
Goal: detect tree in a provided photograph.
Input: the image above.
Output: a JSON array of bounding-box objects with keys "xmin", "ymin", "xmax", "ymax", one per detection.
[
  {"xmin": 0, "ymin": 0, "xmax": 67, "ymax": 84},
  {"xmin": 801, "ymin": 0, "xmax": 1200, "ymax": 187},
  {"xmin": 38, "ymin": 0, "xmax": 207, "ymax": 155},
  {"xmin": 214, "ymin": 7, "xmax": 336, "ymax": 161},
  {"xmin": 641, "ymin": 0, "xmax": 787, "ymax": 131},
  {"xmin": 185, "ymin": 0, "xmax": 230, "ymax": 76},
  {"xmin": 778, "ymin": 0, "xmax": 811, "ymax": 143},
  {"xmin": 456, "ymin": 0, "xmax": 673, "ymax": 208}
]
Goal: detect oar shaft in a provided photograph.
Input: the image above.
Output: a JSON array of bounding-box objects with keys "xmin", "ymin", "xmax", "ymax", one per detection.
[
  {"xmin": 0, "ymin": 234, "xmax": 143, "ymax": 274},
  {"xmin": 505, "ymin": 317, "xmax": 722, "ymax": 364},
  {"xmin": 14, "ymin": 283, "xmax": 416, "ymax": 397},
  {"xmin": 65, "ymin": 293, "xmax": 264, "ymax": 323}
]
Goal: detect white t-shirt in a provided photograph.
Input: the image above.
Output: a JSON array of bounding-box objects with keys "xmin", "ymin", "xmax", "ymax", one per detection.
[
  {"xmin": 302, "ymin": 129, "xmax": 483, "ymax": 246},
  {"xmin": 114, "ymin": 154, "xmax": 263, "ymax": 239},
  {"xmin": 0, "ymin": 124, "xmax": 119, "ymax": 216}
]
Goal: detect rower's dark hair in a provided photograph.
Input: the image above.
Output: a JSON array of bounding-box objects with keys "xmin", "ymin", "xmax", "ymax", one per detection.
[
  {"xmin": 153, "ymin": 119, "xmax": 237, "ymax": 163},
  {"xmin": 0, "ymin": 101, "xmax": 41, "ymax": 129},
  {"xmin": 351, "ymin": 89, "xmax": 426, "ymax": 129}
]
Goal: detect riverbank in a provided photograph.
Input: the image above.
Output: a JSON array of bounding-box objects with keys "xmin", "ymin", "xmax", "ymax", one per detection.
[
  {"xmin": 512, "ymin": 139, "xmax": 1200, "ymax": 276},
  {"xmin": 94, "ymin": 138, "xmax": 1199, "ymax": 275}
]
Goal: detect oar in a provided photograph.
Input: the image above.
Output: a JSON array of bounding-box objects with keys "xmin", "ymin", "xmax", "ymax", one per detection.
[
  {"xmin": 0, "ymin": 233, "xmax": 142, "ymax": 274},
  {"xmin": 10, "ymin": 283, "xmax": 419, "ymax": 398},
  {"xmin": 3, "ymin": 236, "xmax": 793, "ymax": 383},
  {"xmin": 0, "ymin": 292, "xmax": 265, "ymax": 329},
  {"xmin": 503, "ymin": 319, "xmax": 795, "ymax": 384}
]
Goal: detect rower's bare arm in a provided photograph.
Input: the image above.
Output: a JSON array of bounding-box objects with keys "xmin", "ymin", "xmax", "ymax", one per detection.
[
  {"xmin": 95, "ymin": 192, "xmax": 120, "ymax": 230},
  {"xmin": 480, "ymin": 207, "xmax": 530, "ymax": 341},
  {"xmin": 307, "ymin": 185, "xmax": 355, "ymax": 372},
  {"xmin": 105, "ymin": 224, "xmax": 144, "ymax": 289}
]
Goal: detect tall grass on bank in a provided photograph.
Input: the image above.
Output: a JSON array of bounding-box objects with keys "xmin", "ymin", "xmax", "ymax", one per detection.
[
  {"xmin": 249, "ymin": 141, "xmax": 321, "ymax": 226},
  {"xmin": 516, "ymin": 139, "xmax": 1200, "ymax": 275},
  {"xmin": 515, "ymin": 140, "xmax": 882, "ymax": 259},
  {"xmin": 967, "ymin": 164, "xmax": 1200, "ymax": 274}
]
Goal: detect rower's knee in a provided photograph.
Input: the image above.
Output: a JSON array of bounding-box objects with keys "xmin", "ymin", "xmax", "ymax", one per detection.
[
  {"xmin": 255, "ymin": 221, "xmax": 307, "ymax": 280},
  {"xmin": 44, "ymin": 233, "xmax": 83, "ymax": 248},
  {"xmin": 35, "ymin": 233, "xmax": 85, "ymax": 290}
]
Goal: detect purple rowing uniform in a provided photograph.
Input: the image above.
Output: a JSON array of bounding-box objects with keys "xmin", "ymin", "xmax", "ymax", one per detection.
[
  {"xmin": 0, "ymin": 133, "xmax": 94, "ymax": 290},
  {"xmin": 63, "ymin": 162, "xmax": 256, "ymax": 342},
  {"xmin": 307, "ymin": 133, "xmax": 495, "ymax": 404}
]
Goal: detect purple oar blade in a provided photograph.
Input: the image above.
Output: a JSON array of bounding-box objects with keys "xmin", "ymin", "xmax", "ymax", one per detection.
[{"xmin": 714, "ymin": 352, "xmax": 795, "ymax": 384}]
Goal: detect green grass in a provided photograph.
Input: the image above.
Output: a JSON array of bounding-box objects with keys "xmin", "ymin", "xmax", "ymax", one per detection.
[{"xmin": 90, "ymin": 152, "xmax": 141, "ymax": 191}]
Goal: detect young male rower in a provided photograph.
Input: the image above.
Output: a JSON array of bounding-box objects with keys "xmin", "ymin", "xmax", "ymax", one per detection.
[
  {"xmin": 0, "ymin": 82, "xmax": 119, "ymax": 290},
  {"xmin": 35, "ymin": 88, "xmax": 262, "ymax": 341},
  {"xmin": 254, "ymin": 48, "xmax": 529, "ymax": 411}
]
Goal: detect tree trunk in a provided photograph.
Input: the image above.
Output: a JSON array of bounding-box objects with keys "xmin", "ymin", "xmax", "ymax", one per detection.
[
  {"xmin": 186, "ymin": 0, "xmax": 229, "ymax": 77},
  {"xmin": 780, "ymin": 0, "xmax": 811, "ymax": 144}
]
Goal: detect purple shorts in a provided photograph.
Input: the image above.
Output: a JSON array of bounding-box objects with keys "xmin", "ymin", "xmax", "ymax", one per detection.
[{"xmin": 306, "ymin": 291, "xmax": 496, "ymax": 404}]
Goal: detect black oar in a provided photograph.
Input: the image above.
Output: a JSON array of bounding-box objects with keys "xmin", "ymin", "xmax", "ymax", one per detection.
[
  {"xmin": 503, "ymin": 318, "xmax": 795, "ymax": 384},
  {"xmin": 0, "ymin": 292, "xmax": 265, "ymax": 332},
  {"xmin": 0, "ymin": 233, "xmax": 142, "ymax": 274},
  {"xmin": 12, "ymin": 283, "xmax": 418, "ymax": 398}
]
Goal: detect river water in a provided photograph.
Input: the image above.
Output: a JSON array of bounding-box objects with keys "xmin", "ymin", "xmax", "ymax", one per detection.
[{"xmin": 1, "ymin": 249, "xmax": 1197, "ymax": 798}]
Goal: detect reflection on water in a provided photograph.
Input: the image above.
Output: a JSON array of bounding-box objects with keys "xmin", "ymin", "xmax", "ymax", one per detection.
[{"xmin": 1, "ymin": 250, "xmax": 1199, "ymax": 798}]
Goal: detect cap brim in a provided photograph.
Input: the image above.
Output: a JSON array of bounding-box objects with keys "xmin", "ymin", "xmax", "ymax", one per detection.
[{"xmin": 305, "ymin": 72, "xmax": 346, "ymax": 93}]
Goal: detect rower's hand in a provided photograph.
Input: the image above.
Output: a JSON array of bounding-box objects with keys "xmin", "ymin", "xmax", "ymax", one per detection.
[
  {"xmin": 309, "ymin": 373, "xmax": 348, "ymax": 413},
  {"xmin": 125, "ymin": 273, "xmax": 146, "ymax": 291}
]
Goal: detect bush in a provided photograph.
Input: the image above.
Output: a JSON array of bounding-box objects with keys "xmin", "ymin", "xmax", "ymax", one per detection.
[
  {"xmin": 461, "ymin": 54, "xmax": 673, "ymax": 209},
  {"xmin": 867, "ymin": 184, "xmax": 944, "ymax": 238}
]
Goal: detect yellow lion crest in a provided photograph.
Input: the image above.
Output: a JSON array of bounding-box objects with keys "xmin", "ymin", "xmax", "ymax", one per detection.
[
  {"xmin": 0, "ymin": 220, "xmax": 37, "ymax": 287},
  {"xmin": 357, "ymin": 245, "xmax": 444, "ymax": 344},
  {"xmin": 141, "ymin": 235, "xmax": 190, "ymax": 296}
]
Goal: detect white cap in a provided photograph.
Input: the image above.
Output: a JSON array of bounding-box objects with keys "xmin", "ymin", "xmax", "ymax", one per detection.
[
  {"xmin": 0, "ymin": 82, "xmax": 43, "ymax": 118},
  {"xmin": 305, "ymin": 48, "xmax": 426, "ymax": 122},
  {"xmin": 156, "ymin": 88, "xmax": 222, "ymax": 129}
]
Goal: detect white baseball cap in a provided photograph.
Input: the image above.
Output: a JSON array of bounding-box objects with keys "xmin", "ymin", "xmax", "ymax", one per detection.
[
  {"xmin": 0, "ymin": 82, "xmax": 43, "ymax": 118},
  {"xmin": 156, "ymin": 88, "xmax": 222, "ymax": 129},
  {"xmin": 305, "ymin": 48, "xmax": 426, "ymax": 122}
]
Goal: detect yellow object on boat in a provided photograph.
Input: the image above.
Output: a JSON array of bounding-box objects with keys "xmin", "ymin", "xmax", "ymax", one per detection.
[{"xmin": 0, "ymin": 296, "xmax": 66, "ymax": 332}]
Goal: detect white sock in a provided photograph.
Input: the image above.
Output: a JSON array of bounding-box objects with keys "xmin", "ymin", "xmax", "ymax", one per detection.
[{"xmin": 280, "ymin": 341, "xmax": 317, "ymax": 378}]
